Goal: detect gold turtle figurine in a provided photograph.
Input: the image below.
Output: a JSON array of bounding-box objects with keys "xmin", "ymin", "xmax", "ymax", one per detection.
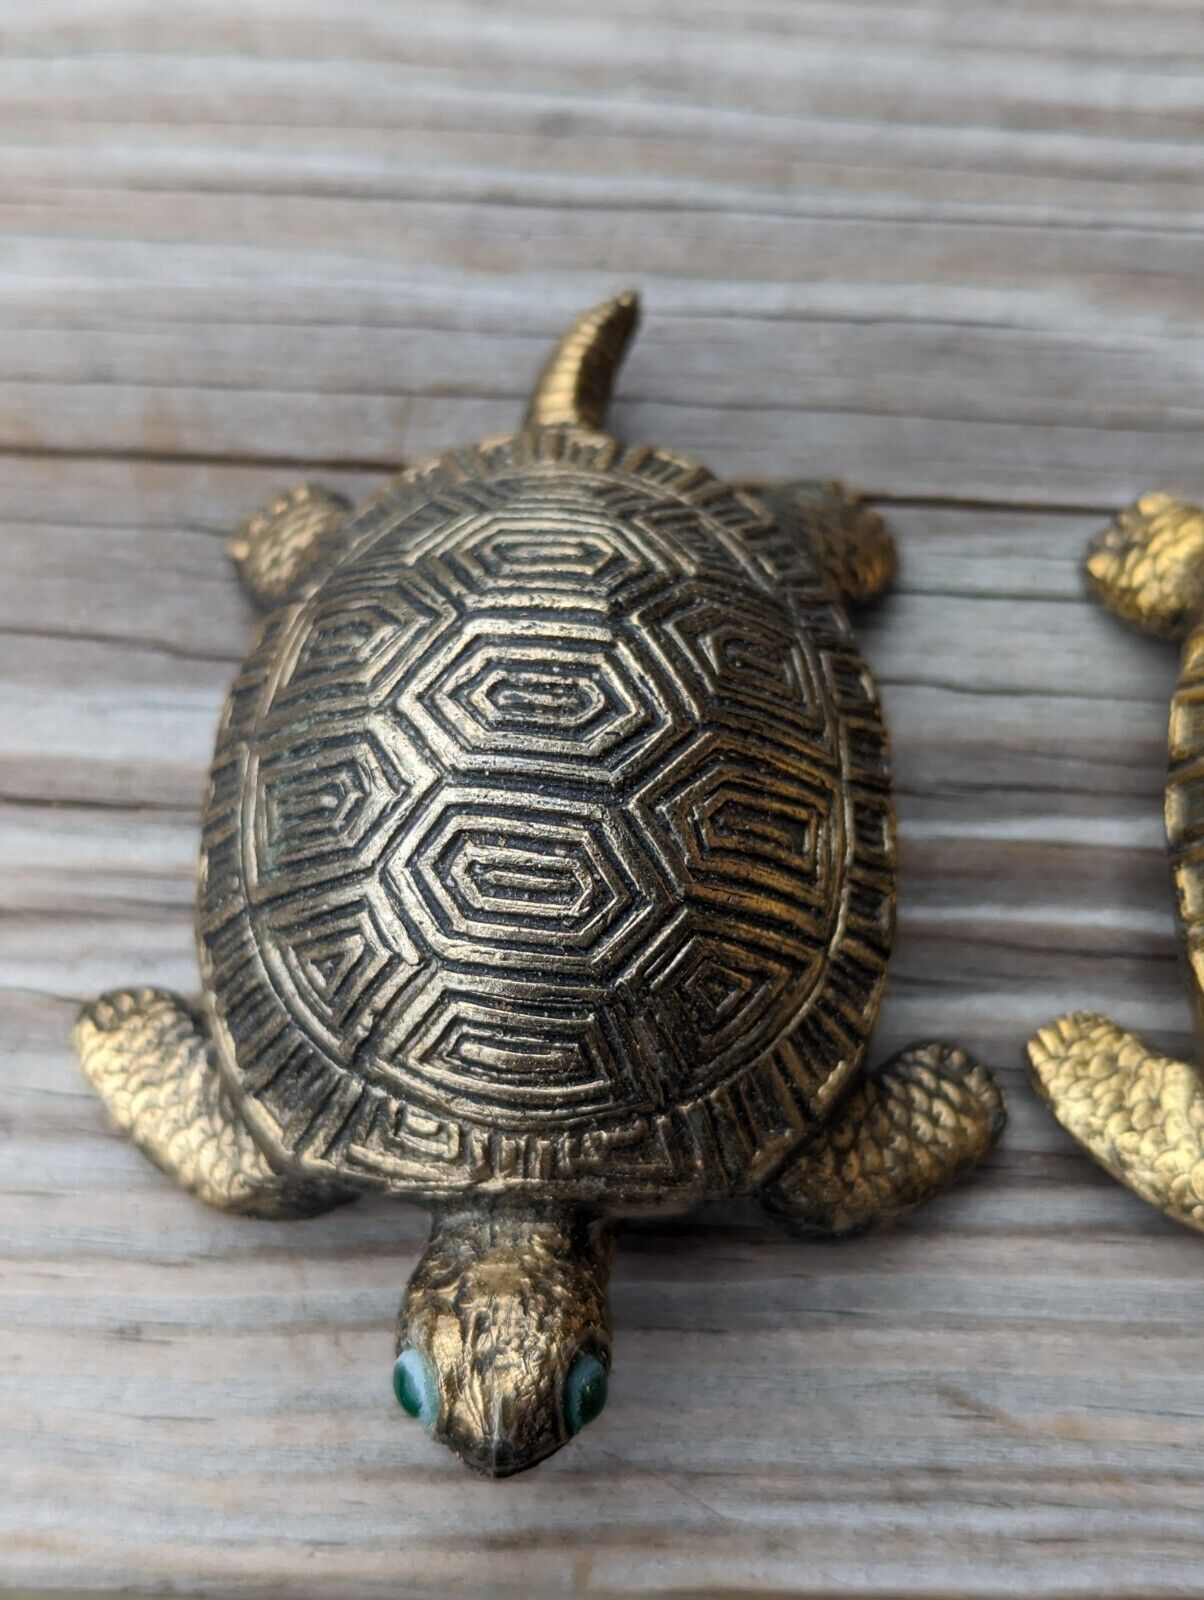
[
  {"xmin": 75, "ymin": 292, "xmax": 1005, "ymax": 1476},
  {"xmin": 1029, "ymin": 492, "xmax": 1204, "ymax": 1230}
]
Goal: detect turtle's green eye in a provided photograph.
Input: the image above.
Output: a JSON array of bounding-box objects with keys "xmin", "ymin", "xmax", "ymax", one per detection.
[
  {"xmin": 392, "ymin": 1346, "xmax": 438, "ymax": 1427},
  {"xmin": 564, "ymin": 1351, "xmax": 608, "ymax": 1435}
]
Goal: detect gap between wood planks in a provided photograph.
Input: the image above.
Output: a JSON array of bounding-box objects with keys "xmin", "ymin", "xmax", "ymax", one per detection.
[{"xmin": 0, "ymin": 440, "xmax": 1119, "ymax": 517}]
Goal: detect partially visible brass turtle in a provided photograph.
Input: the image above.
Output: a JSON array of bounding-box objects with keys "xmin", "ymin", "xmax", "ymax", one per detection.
[
  {"xmin": 1029, "ymin": 493, "xmax": 1204, "ymax": 1231},
  {"xmin": 76, "ymin": 293, "xmax": 1004, "ymax": 1476}
]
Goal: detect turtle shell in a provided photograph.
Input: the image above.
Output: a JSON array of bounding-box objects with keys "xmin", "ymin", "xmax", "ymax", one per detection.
[{"xmin": 198, "ymin": 429, "xmax": 894, "ymax": 1204}]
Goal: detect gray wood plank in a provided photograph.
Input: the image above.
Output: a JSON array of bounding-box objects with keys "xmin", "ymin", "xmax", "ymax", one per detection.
[{"xmin": 4, "ymin": 2, "xmax": 1204, "ymax": 1595}]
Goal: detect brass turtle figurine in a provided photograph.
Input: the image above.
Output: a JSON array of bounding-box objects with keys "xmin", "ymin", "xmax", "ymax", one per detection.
[
  {"xmin": 1030, "ymin": 493, "xmax": 1204, "ymax": 1231},
  {"xmin": 75, "ymin": 293, "xmax": 1005, "ymax": 1476}
]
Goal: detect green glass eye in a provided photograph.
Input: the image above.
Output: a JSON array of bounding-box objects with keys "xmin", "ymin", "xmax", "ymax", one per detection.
[
  {"xmin": 392, "ymin": 1346, "xmax": 438, "ymax": 1427},
  {"xmin": 564, "ymin": 1352, "xmax": 608, "ymax": 1435}
]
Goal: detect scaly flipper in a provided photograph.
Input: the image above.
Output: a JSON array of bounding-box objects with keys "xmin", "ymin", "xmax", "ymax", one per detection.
[
  {"xmin": 1084, "ymin": 491, "xmax": 1204, "ymax": 639},
  {"xmin": 75, "ymin": 988, "xmax": 353, "ymax": 1219},
  {"xmin": 761, "ymin": 1044, "xmax": 1004, "ymax": 1236},
  {"xmin": 1028, "ymin": 1014, "xmax": 1204, "ymax": 1230},
  {"xmin": 756, "ymin": 480, "xmax": 897, "ymax": 605},
  {"xmin": 229, "ymin": 482, "xmax": 353, "ymax": 608},
  {"xmin": 1028, "ymin": 494, "xmax": 1204, "ymax": 1229}
]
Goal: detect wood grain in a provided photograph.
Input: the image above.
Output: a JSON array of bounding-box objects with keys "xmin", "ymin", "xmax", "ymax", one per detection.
[{"xmin": 3, "ymin": 1, "xmax": 1204, "ymax": 1595}]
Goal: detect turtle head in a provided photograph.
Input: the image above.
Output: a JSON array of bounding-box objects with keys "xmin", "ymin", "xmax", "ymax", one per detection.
[{"xmin": 395, "ymin": 1207, "xmax": 613, "ymax": 1477}]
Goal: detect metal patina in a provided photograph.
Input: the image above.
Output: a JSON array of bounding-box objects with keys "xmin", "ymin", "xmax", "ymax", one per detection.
[{"xmin": 75, "ymin": 293, "xmax": 1004, "ymax": 1476}]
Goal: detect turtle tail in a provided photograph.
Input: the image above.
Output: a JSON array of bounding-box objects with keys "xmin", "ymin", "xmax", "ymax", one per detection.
[{"xmin": 525, "ymin": 291, "xmax": 640, "ymax": 433}]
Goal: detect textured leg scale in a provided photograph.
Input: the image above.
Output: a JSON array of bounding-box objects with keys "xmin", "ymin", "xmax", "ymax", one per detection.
[
  {"xmin": 762, "ymin": 1043, "xmax": 1004, "ymax": 1236},
  {"xmin": 75, "ymin": 987, "xmax": 351, "ymax": 1219}
]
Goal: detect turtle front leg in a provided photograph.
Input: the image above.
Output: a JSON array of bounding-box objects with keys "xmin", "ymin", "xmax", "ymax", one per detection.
[
  {"xmin": 1028, "ymin": 1014, "xmax": 1204, "ymax": 1233},
  {"xmin": 760, "ymin": 1044, "xmax": 1004, "ymax": 1236},
  {"xmin": 75, "ymin": 988, "xmax": 354, "ymax": 1219},
  {"xmin": 228, "ymin": 482, "xmax": 354, "ymax": 608},
  {"xmin": 758, "ymin": 480, "xmax": 897, "ymax": 605}
]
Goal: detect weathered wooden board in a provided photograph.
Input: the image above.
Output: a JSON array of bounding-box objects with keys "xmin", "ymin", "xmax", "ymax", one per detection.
[{"xmin": 4, "ymin": 1, "xmax": 1204, "ymax": 1595}]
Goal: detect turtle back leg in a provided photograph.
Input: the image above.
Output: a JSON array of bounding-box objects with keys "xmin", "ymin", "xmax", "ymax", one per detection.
[
  {"xmin": 228, "ymin": 482, "xmax": 354, "ymax": 608},
  {"xmin": 760, "ymin": 1043, "xmax": 1004, "ymax": 1236},
  {"xmin": 75, "ymin": 988, "xmax": 354, "ymax": 1218},
  {"xmin": 756, "ymin": 480, "xmax": 897, "ymax": 605},
  {"xmin": 1027, "ymin": 494, "xmax": 1204, "ymax": 1231}
]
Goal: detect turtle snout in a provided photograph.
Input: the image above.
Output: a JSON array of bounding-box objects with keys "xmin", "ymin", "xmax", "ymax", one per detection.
[
  {"xmin": 448, "ymin": 1433, "xmax": 523, "ymax": 1479},
  {"xmin": 439, "ymin": 1425, "xmax": 559, "ymax": 1479}
]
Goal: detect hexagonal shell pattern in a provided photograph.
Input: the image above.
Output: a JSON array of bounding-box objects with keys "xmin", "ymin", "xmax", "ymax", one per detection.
[{"xmin": 198, "ymin": 428, "xmax": 894, "ymax": 1205}]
